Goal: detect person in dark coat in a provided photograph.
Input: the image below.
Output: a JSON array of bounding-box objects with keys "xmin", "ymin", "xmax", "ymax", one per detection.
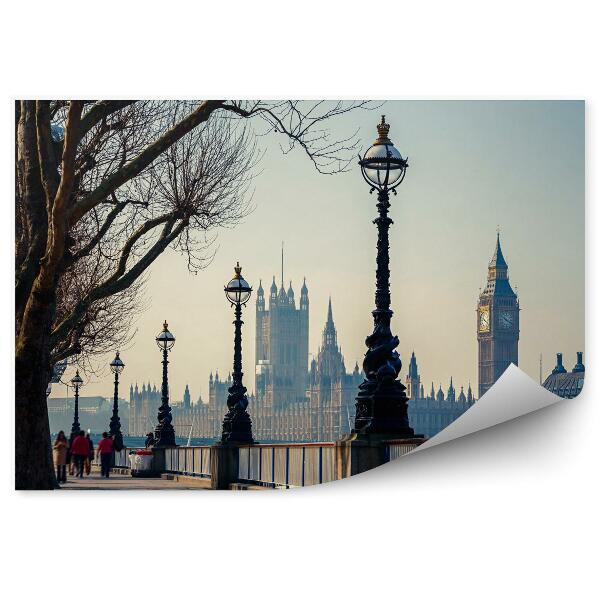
[
  {"xmin": 53, "ymin": 431, "xmax": 68, "ymax": 483},
  {"xmin": 144, "ymin": 432, "xmax": 155, "ymax": 448}
]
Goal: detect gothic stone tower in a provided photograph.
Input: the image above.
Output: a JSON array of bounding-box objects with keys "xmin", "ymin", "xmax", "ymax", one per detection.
[
  {"xmin": 255, "ymin": 274, "xmax": 309, "ymax": 409},
  {"xmin": 308, "ymin": 299, "xmax": 362, "ymax": 440},
  {"xmin": 405, "ymin": 351, "xmax": 422, "ymax": 401},
  {"xmin": 477, "ymin": 233, "xmax": 519, "ymax": 397}
]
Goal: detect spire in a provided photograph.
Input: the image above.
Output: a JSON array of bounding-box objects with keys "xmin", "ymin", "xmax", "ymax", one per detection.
[
  {"xmin": 408, "ymin": 351, "xmax": 418, "ymax": 378},
  {"xmin": 281, "ymin": 241, "xmax": 284, "ymax": 288},
  {"xmin": 448, "ymin": 378, "xmax": 455, "ymax": 401},
  {"xmin": 552, "ymin": 353, "xmax": 567, "ymax": 374},
  {"xmin": 572, "ymin": 351, "xmax": 585, "ymax": 373},
  {"xmin": 269, "ymin": 275, "xmax": 278, "ymax": 308},
  {"xmin": 483, "ymin": 231, "xmax": 515, "ymax": 296},
  {"xmin": 322, "ymin": 297, "xmax": 337, "ymax": 347},
  {"xmin": 278, "ymin": 281, "xmax": 287, "ymax": 302},
  {"xmin": 436, "ymin": 385, "xmax": 445, "ymax": 402},
  {"xmin": 257, "ymin": 278, "xmax": 265, "ymax": 312},
  {"xmin": 300, "ymin": 276, "xmax": 309, "ymax": 310},
  {"xmin": 489, "ymin": 231, "xmax": 508, "ymax": 269}
]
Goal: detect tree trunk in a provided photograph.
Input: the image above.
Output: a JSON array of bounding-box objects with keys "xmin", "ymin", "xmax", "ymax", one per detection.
[{"xmin": 15, "ymin": 290, "xmax": 57, "ymax": 490}]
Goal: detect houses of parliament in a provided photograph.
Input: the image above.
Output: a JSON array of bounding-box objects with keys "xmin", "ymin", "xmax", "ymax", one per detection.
[{"xmin": 129, "ymin": 235, "xmax": 520, "ymax": 442}]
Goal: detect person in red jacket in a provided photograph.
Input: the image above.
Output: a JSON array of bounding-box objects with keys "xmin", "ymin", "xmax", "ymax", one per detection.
[
  {"xmin": 70, "ymin": 430, "xmax": 90, "ymax": 479},
  {"xmin": 96, "ymin": 431, "xmax": 114, "ymax": 478}
]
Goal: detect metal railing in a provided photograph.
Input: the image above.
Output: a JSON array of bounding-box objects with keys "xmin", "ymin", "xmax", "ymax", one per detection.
[
  {"xmin": 384, "ymin": 440, "xmax": 422, "ymax": 461},
  {"xmin": 91, "ymin": 448, "xmax": 140, "ymax": 468},
  {"xmin": 88, "ymin": 441, "xmax": 420, "ymax": 483},
  {"xmin": 164, "ymin": 446, "xmax": 212, "ymax": 477},
  {"xmin": 237, "ymin": 443, "xmax": 336, "ymax": 488}
]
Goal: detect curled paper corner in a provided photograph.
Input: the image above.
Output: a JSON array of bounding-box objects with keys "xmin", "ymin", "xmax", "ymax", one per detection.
[{"xmin": 412, "ymin": 364, "xmax": 566, "ymax": 454}]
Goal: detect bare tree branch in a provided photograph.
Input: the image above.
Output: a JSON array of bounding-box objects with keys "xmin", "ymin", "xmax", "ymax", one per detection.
[
  {"xmin": 79, "ymin": 100, "xmax": 136, "ymax": 140},
  {"xmin": 68, "ymin": 100, "xmax": 226, "ymax": 225}
]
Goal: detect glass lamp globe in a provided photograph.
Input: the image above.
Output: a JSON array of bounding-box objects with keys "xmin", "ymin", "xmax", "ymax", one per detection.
[
  {"xmin": 360, "ymin": 116, "xmax": 407, "ymax": 190},
  {"xmin": 225, "ymin": 262, "xmax": 252, "ymax": 305},
  {"xmin": 156, "ymin": 321, "xmax": 176, "ymax": 351},
  {"xmin": 109, "ymin": 350, "xmax": 125, "ymax": 375},
  {"xmin": 70, "ymin": 370, "xmax": 84, "ymax": 389}
]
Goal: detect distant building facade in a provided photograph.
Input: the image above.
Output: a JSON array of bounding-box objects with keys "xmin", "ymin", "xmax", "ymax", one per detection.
[
  {"xmin": 128, "ymin": 256, "xmax": 490, "ymax": 441},
  {"xmin": 129, "ymin": 382, "xmax": 160, "ymax": 436},
  {"xmin": 543, "ymin": 352, "xmax": 585, "ymax": 398},
  {"xmin": 307, "ymin": 299, "xmax": 361, "ymax": 440},
  {"xmin": 255, "ymin": 276, "xmax": 309, "ymax": 409},
  {"xmin": 477, "ymin": 234, "xmax": 520, "ymax": 397},
  {"xmin": 405, "ymin": 352, "xmax": 476, "ymax": 438},
  {"xmin": 252, "ymin": 295, "xmax": 361, "ymax": 441},
  {"xmin": 129, "ymin": 381, "xmax": 213, "ymax": 440},
  {"xmin": 137, "ymin": 289, "xmax": 363, "ymax": 442},
  {"xmin": 48, "ymin": 395, "xmax": 127, "ymax": 435}
]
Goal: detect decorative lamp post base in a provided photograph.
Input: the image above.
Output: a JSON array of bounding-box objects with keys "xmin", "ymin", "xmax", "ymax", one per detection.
[
  {"xmin": 353, "ymin": 379, "xmax": 418, "ymax": 438},
  {"xmin": 109, "ymin": 414, "xmax": 124, "ymax": 451},
  {"xmin": 353, "ymin": 321, "xmax": 421, "ymax": 439},
  {"xmin": 154, "ymin": 423, "xmax": 177, "ymax": 447},
  {"xmin": 220, "ymin": 408, "xmax": 254, "ymax": 445},
  {"xmin": 111, "ymin": 430, "xmax": 125, "ymax": 452}
]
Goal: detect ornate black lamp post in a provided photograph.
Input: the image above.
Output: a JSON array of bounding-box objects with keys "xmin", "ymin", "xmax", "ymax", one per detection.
[
  {"xmin": 353, "ymin": 116, "xmax": 416, "ymax": 437},
  {"xmin": 70, "ymin": 370, "xmax": 84, "ymax": 439},
  {"xmin": 220, "ymin": 262, "xmax": 254, "ymax": 444},
  {"xmin": 109, "ymin": 351, "xmax": 125, "ymax": 451},
  {"xmin": 154, "ymin": 321, "xmax": 177, "ymax": 447}
]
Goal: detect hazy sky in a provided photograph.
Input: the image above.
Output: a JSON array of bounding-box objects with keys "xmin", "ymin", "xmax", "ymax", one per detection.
[{"xmin": 52, "ymin": 101, "xmax": 584, "ymax": 405}]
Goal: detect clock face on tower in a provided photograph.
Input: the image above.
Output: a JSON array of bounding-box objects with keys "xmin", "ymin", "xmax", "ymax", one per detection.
[
  {"xmin": 479, "ymin": 306, "xmax": 490, "ymax": 332},
  {"xmin": 499, "ymin": 310, "xmax": 514, "ymax": 329}
]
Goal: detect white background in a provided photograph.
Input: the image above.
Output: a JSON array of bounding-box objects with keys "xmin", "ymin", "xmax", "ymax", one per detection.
[{"xmin": 1, "ymin": 2, "xmax": 597, "ymax": 599}]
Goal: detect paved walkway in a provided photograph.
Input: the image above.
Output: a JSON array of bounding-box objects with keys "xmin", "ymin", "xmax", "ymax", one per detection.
[{"xmin": 59, "ymin": 472, "xmax": 211, "ymax": 490}]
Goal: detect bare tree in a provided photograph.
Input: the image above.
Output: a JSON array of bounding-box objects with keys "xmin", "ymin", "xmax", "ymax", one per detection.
[{"xmin": 15, "ymin": 99, "xmax": 371, "ymax": 489}]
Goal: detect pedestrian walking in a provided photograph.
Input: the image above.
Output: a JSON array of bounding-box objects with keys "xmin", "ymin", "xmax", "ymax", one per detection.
[
  {"xmin": 144, "ymin": 432, "xmax": 155, "ymax": 448},
  {"xmin": 53, "ymin": 431, "xmax": 68, "ymax": 483},
  {"xmin": 97, "ymin": 431, "xmax": 114, "ymax": 478},
  {"xmin": 85, "ymin": 431, "xmax": 94, "ymax": 476},
  {"xmin": 70, "ymin": 430, "xmax": 90, "ymax": 478}
]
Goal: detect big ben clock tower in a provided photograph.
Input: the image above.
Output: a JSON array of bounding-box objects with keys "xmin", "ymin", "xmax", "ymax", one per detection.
[{"xmin": 477, "ymin": 233, "xmax": 519, "ymax": 397}]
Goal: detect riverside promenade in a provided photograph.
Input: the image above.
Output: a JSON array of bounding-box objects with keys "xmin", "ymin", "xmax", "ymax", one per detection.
[
  {"xmin": 60, "ymin": 470, "xmax": 211, "ymax": 490},
  {"xmin": 56, "ymin": 438, "xmax": 422, "ymax": 490}
]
